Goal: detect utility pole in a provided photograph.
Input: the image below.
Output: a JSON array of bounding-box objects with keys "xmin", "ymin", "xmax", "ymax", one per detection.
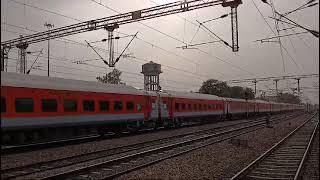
[
  {"xmin": 16, "ymin": 35, "xmax": 29, "ymax": 74},
  {"xmin": 104, "ymin": 24, "xmax": 119, "ymax": 67},
  {"xmin": 44, "ymin": 22, "xmax": 54, "ymax": 77},
  {"xmin": 274, "ymin": 79, "xmax": 279, "ymax": 101},
  {"xmin": 253, "ymin": 79, "xmax": 257, "ymax": 98},
  {"xmin": 0, "ymin": 46, "xmax": 10, "ymax": 72},
  {"xmin": 295, "ymin": 78, "xmax": 301, "ymax": 93},
  {"xmin": 222, "ymin": 0, "xmax": 242, "ymax": 52}
]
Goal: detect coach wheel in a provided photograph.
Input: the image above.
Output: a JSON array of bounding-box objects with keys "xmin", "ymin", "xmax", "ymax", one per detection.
[
  {"xmin": 2, "ymin": 133, "xmax": 11, "ymax": 145},
  {"xmin": 152, "ymin": 121, "xmax": 158, "ymax": 130},
  {"xmin": 40, "ymin": 128, "xmax": 50, "ymax": 141},
  {"xmin": 15, "ymin": 132, "xmax": 26, "ymax": 144},
  {"xmin": 30, "ymin": 131, "xmax": 40, "ymax": 142},
  {"xmin": 164, "ymin": 119, "xmax": 172, "ymax": 129},
  {"xmin": 174, "ymin": 118, "xmax": 181, "ymax": 128},
  {"xmin": 86, "ymin": 127, "xmax": 96, "ymax": 134},
  {"xmin": 77, "ymin": 127, "xmax": 87, "ymax": 136},
  {"xmin": 97, "ymin": 128, "xmax": 105, "ymax": 136}
]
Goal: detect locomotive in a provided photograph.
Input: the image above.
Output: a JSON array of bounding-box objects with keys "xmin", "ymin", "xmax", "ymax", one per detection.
[{"xmin": 1, "ymin": 72, "xmax": 304, "ymax": 145}]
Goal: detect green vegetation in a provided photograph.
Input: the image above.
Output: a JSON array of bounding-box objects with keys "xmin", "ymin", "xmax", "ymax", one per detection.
[{"xmin": 96, "ymin": 69, "xmax": 124, "ymax": 85}]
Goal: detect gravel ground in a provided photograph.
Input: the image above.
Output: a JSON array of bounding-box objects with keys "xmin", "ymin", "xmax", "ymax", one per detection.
[
  {"xmin": 1, "ymin": 117, "xmax": 262, "ymax": 170},
  {"xmin": 115, "ymin": 113, "xmax": 310, "ymax": 179},
  {"xmin": 301, "ymin": 127, "xmax": 319, "ymax": 179}
]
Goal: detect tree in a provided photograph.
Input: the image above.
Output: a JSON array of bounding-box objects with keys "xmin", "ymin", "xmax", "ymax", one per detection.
[
  {"xmin": 199, "ymin": 79, "xmax": 255, "ymax": 99},
  {"xmin": 278, "ymin": 92, "xmax": 301, "ymax": 104},
  {"xmin": 96, "ymin": 68, "xmax": 124, "ymax": 85},
  {"xmin": 229, "ymin": 86, "xmax": 243, "ymax": 98},
  {"xmin": 229, "ymin": 86, "xmax": 255, "ymax": 100},
  {"xmin": 243, "ymin": 87, "xmax": 255, "ymax": 100},
  {"xmin": 199, "ymin": 79, "xmax": 230, "ymax": 97}
]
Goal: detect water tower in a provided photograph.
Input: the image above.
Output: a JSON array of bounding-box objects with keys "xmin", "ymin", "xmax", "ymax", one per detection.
[{"xmin": 141, "ymin": 61, "xmax": 162, "ymax": 91}]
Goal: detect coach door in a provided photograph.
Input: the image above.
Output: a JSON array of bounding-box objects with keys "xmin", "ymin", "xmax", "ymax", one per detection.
[
  {"xmin": 150, "ymin": 97, "xmax": 158, "ymax": 120},
  {"xmin": 149, "ymin": 93, "xmax": 162, "ymax": 121},
  {"xmin": 160, "ymin": 97, "xmax": 169, "ymax": 119}
]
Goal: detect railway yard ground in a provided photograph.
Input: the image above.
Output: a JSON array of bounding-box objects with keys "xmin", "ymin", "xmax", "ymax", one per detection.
[{"xmin": 1, "ymin": 112, "xmax": 319, "ymax": 180}]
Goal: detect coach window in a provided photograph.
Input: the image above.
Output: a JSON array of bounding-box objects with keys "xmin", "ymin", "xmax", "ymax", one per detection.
[
  {"xmin": 199, "ymin": 104, "xmax": 202, "ymax": 110},
  {"xmin": 175, "ymin": 103, "xmax": 179, "ymax": 110},
  {"xmin": 64, "ymin": 99, "xmax": 77, "ymax": 112},
  {"xmin": 114, "ymin": 101, "xmax": 123, "ymax": 111},
  {"xmin": 208, "ymin": 104, "xmax": 212, "ymax": 109},
  {"xmin": 15, "ymin": 98, "xmax": 34, "ymax": 112},
  {"xmin": 1, "ymin": 97, "xmax": 6, "ymax": 113},
  {"xmin": 126, "ymin": 102, "xmax": 135, "ymax": 111},
  {"xmin": 42, "ymin": 99, "xmax": 57, "ymax": 112},
  {"xmin": 83, "ymin": 100, "xmax": 95, "ymax": 112},
  {"xmin": 137, "ymin": 104, "xmax": 142, "ymax": 111},
  {"xmin": 163, "ymin": 101, "xmax": 167, "ymax": 109},
  {"xmin": 193, "ymin": 104, "xmax": 197, "ymax": 110},
  {"xmin": 99, "ymin": 101, "xmax": 109, "ymax": 111},
  {"xmin": 188, "ymin": 104, "xmax": 192, "ymax": 110},
  {"xmin": 182, "ymin": 103, "xmax": 186, "ymax": 110}
]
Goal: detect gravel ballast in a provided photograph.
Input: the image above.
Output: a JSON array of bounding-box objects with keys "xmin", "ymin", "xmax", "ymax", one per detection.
[
  {"xmin": 1, "ymin": 117, "xmax": 264, "ymax": 169},
  {"xmin": 1, "ymin": 113, "xmax": 312, "ymax": 180},
  {"xmin": 301, "ymin": 127, "xmax": 319, "ymax": 179},
  {"xmin": 116, "ymin": 113, "xmax": 312, "ymax": 179}
]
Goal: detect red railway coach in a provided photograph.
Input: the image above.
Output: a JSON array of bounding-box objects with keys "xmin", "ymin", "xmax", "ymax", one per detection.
[
  {"xmin": 1, "ymin": 72, "xmax": 305, "ymax": 145},
  {"xmin": 0, "ymin": 72, "xmax": 225, "ymax": 145},
  {"xmin": 1, "ymin": 72, "xmax": 150, "ymax": 144},
  {"xmin": 163, "ymin": 90, "xmax": 225, "ymax": 124}
]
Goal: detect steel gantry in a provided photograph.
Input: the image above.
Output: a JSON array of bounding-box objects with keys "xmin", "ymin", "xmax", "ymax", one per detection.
[
  {"xmin": 1, "ymin": 0, "xmax": 242, "ymax": 70},
  {"xmin": 225, "ymin": 73, "xmax": 319, "ymax": 100},
  {"xmin": 225, "ymin": 73, "xmax": 319, "ymax": 84}
]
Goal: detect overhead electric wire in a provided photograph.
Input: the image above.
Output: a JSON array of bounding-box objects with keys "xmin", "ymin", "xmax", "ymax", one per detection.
[
  {"xmin": 87, "ymin": 0, "xmax": 256, "ymax": 77},
  {"xmin": 2, "ymin": 22, "xmax": 199, "ymax": 69},
  {"xmin": 270, "ymin": 0, "xmax": 286, "ymax": 74},
  {"xmin": 5, "ymin": 0, "xmax": 256, "ymax": 81},
  {"xmin": 254, "ymin": 31, "xmax": 309, "ymax": 42},
  {"xmin": 279, "ymin": 22, "xmax": 305, "ymax": 73},
  {"xmin": 88, "ymin": 0, "xmax": 187, "ymax": 46},
  {"xmin": 251, "ymin": 0, "xmax": 308, "ymax": 75},
  {"xmin": 3, "ymin": 23, "xmax": 214, "ymax": 80},
  {"xmin": 7, "ymin": 56, "xmax": 200, "ymax": 88},
  {"xmin": 8, "ymin": 0, "xmax": 82, "ymax": 22},
  {"xmin": 196, "ymin": 48, "xmax": 255, "ymax": 76}
]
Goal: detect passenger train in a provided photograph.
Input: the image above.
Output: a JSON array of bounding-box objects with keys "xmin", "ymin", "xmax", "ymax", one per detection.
[{"xmin": 1, "ymin": 72, "xmax": 305, "ymax": 145}]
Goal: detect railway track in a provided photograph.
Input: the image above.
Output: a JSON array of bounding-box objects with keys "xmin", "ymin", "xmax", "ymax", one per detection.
[
  {"xmin": 0, "ymin": 120, "xmax": 211, "ymax": 154},
  {"xmin": 1, "ymin": 113, "xmax": 294, "ymax": 155},
  {"xmin": 1, "ymin": 112, "xmax": 305, "ymax": 180},
  {"xmin": 1, "ymin": 116, "xmax": 240, "ymax": 154},
  {"xmin": 231, "ymin": 112, "xmax": 318, "ymax": 180}
]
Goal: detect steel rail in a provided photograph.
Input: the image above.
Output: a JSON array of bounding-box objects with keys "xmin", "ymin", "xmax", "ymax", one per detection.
[
  {"xmin": 1, "ymin": 112, "xmax": 300, "ymax": 180},
  {"xmin": 294, "ymin": 115, "xmax": 319, "ymax": 179},
  {"xmin": 1, "ymin": 113, "xmax": 276, "ymax": 154},
  {"xmin": 35, "ymin": 113, "xmax": 301, "ymax": 179},
  {"xmin": 230, "ymin": 112, "xmax": 318, "ymax": 180},
  {"xmin": 2, "ymin": 115, "xmax": 276, "ymax": 179}
]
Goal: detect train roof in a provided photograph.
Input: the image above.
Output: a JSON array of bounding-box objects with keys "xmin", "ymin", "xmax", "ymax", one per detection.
[
  {"xmin": 161, "ymin": 90, "xmax": 223, "ymax": 101},
  {"xmin": 1, "ymin": 72, "xmax": 146, "ymax": 96}
]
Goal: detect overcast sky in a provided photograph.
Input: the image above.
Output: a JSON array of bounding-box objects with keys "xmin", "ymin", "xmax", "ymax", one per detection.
[{"xmin": 1, "ymin": 0, "xmax": 319, "ymax": 104}]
